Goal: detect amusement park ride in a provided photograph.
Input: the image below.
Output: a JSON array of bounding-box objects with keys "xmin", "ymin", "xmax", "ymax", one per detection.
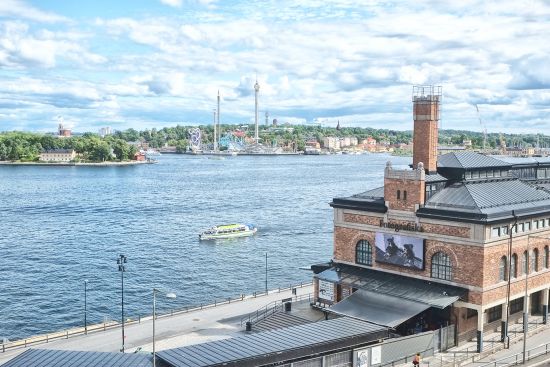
[{"xmin": 186, "ymin": 79, "xmax": 294, "ymax": 155}]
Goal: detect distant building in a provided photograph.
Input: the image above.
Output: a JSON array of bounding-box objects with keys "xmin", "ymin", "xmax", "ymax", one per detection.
[
  {"xmin": 323, "ymin": 137, "xmax": 340, "ymax": 150},
  {"xmin": 39, "ymin": 149, "xmax": 76, "ymax": 162},
  {"xmin": 305, "ymin": 140, "xmax": 320, "ymax": 149},
  {"xmin": 463, "ymin": 139, "xmax": 473, "ymax": 148},
  {"xmin": 133, "ymin": 152, "xmax": 146, "ymax": 161},
  {"xmin": 99, "ymin": 127, "xmax": 112, "ymax": 138},
  {"xmin": 438, "ymin": 146, "xmax": 466, "ymax": 155},
  {"xmin": 362, "ymin": 137, "xmax": 377, "ymax": 152},
  {"xmin": 58, "ymin": 124, "xmax": 71, "ymax": 137},
  {"xmin": 506, "ymin": 146, "xmax": 535, "ymax": 157}
]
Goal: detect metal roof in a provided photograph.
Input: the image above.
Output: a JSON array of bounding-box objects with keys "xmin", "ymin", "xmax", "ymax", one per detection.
[
  {"xmin": 422, "ymin": 179, "xmax": 550, "ymax": 220},
  {"xmin": 157, "ymin": 317, "xmax": 387, "ymax": 367},
  {"xmin": 0, "ymin": 349, "xmax": 152, "ymax": 367},
  {"xmin": 437, "ymin": 151, "xmax": 510, "ymax": 169},
  {"xmin": 329, "ymin": 290, "xmax": 432, "ymax": 328},
  {"xmin": 490, "ymin": 155, "xmax": 550, "ymax": 166},
  {"xmin": 425, "ymin": 173, "xmax": 447, "ymax": 183},
  {"xmin": 315, "ymin": 264, "xmax": 466, "ymax": 309},
  {"xmin": 352, "ymin": 186, "xmax": 384, "ymax": 199}
]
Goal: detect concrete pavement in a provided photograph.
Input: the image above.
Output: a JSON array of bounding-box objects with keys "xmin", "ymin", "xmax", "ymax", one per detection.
[{"xmin": 0, "ymin": 284, "xmax": 313, "ymax": 365}]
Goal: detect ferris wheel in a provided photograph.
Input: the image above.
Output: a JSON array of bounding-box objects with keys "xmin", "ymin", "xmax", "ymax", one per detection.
[{"xmin": 188, "ymin": 128, "xmax": 202, "ymax": 150}]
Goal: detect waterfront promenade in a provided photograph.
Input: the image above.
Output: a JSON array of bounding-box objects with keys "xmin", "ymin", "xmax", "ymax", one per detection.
[{"xmin": 0, "ymin": 284, "xmax": 313, "ymax": 365}]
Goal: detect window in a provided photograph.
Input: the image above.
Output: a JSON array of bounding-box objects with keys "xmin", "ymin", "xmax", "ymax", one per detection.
[
  {"xmin": 525, "ymin": 222, "xmax": 531, "ymax": 231},
  {"xmin": 465, "ymin": 171, "xmax": 472, "ymax": 179},
  {"xmin": 494, "ymin": 170, "xmax": 501, "ymax": 177},
  {"xmin": 492, "ymin": 227, "xmax": 500, "ymax": 237},
  {"xmin": 487, "ymin": 305, "xmax": 502, "ymax": 322},
  {"xmin": 397, "ymin": 190, "xmax": 401, "ymax": 200},
  {"xmin": 522, "ymin": 251, "xmax": 528, "ymax": 275},
  {"xmin": 545, "ymin": 246, "xmax": 549, "ymax": 269},
  {"xmin": 511, "ymin": 254, "xmax": 517, "ymax": 278},
  {"xmin": 510, "ymin": 297, "xmax": 524, "ymax": 314},
  {"xmin": 499, "ymin": 256, "xmax": 507, "ymax": 281},
  {"xmin": 431, "ymin": 252, "xmax": 452, "ymax": 281},
  {"xmin": 472, "ymin": 171, "xmax": 480, "ymax": 179},
  {"xmin": 356, "ymin": 240, "xmax": 373, "ymax": 266},
  {"xmin": 534, "ymin": 220, "xmax": 539, "ymax": 230},
  {"xmin": 531, "ymin": 248, "xmax": 539, "ymax": 272},
  {"xmin": 403, "ymin": 190, "xmax": 407, "ymax": 200},
  {"xmin": 518, "ymin": 223, "xmax": 524, "ymax": 232},
  {"xmin": 501, "ymin": 226, "xmax": 509, "ymax": 235},
  {"xmin": 487, "ymin": 170, "xmax": 494, "ymax": 178}
]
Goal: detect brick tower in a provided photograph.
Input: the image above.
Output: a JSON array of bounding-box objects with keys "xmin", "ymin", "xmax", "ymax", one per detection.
[{"xmin": 412, "ymin": 85, "xmax": 441, "ymax": 173}]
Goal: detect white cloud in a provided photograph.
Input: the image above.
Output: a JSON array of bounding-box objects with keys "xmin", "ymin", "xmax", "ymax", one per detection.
[
  {"xmin": 0, "ymin": 0, "xmax": 69, "ymax": 23},
  {"xmin": 159, "ymin": 0, "xmax": 182, "ymax": 8}
]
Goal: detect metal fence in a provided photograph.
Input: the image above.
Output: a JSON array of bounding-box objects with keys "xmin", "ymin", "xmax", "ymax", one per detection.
[
  {"xmin": 0, "ymin": 281, "xmax": 312, "ymax": 354},
  {"xmin": 475, "ymin": 341, "xmax": 550, "ymax": 367}
]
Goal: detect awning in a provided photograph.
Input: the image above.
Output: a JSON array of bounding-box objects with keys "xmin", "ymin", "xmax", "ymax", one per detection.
[
  {"xmin": 315, "ymin": 264, "xmax": 466, "ymax": 309},
  {"xmin": 329, "ymin": 289, "xmax": 430, "ymax": 328}
]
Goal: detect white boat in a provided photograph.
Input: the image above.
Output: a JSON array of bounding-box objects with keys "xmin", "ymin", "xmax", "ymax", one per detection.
[{"xmin": 199, "ymin": 223, "xmax": 257, "ymax": 240}]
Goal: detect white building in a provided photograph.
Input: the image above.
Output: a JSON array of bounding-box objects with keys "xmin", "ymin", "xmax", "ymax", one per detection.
[{"xmin": 39, "ymin": 149, "xmax": 77, "ymax": 162}]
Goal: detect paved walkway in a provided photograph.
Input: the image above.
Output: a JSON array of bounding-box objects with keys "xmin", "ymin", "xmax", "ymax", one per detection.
[{"xmin": 0, "ymin": 284, "xmax": 313, "ymax": 365}]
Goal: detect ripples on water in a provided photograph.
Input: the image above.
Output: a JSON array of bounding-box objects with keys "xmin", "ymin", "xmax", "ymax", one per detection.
[{"xmin": 0, "ymin": 153, "xmax": 411, "ymax": 340}]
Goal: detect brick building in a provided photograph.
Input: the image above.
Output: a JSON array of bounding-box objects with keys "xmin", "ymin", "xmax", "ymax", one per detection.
[{"xmin": 312, "ymin": 85, "xmax": 550, "ymax": 352}]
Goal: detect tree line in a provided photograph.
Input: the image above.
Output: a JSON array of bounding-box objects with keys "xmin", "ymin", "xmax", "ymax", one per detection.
[{"xmin": 0, "ymin": 132, "xmax": 137, "ymax": 162}]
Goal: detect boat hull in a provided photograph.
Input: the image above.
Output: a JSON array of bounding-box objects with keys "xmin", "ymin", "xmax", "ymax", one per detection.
[{"xmin": 199, "ymin": 228, "xmax": 257, "ymax": 240}]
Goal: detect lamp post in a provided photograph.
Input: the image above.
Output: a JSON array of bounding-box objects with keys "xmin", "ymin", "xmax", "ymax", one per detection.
[
  {"xmin": 153, "ymin": 289, "xmax": 176, "ymax": 367},
  {"xmin": 265, "ymin": 252, "xmax": 268, "ymax": 294},
  {"xmin": 84, "ymin": 279, "xmax": 88, "ymax": 334},
  {"xmin": 117, "ymin": 254, "xmax": 127, "ymax": 353},
  {"xmin": 504, "ymin": 211, "xmax": 518, "ymax": 348},
  {"xmin": 523, "ymin": 236, "xmax": 530, "ymax": 364}
]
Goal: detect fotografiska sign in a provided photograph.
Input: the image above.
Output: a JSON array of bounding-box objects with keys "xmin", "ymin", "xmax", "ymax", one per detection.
[{"xmin": 379, "ymin": 220, "xmax": 424, "ymax": 232}]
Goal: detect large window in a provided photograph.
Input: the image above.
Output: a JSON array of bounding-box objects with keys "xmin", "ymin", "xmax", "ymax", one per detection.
[
  {"xmin": 531, "ymin": 248, "xmax": 539, "ymax": 272},
  {"xmin": 431, "ymin": 252, "xmax": 452, "ymax": 281},
  {"xmin": 545, "ymin": 246, "xmax": 549, "ymax": 269},
  {"xmin": 499, "ymin": 256, "xmax": 507, "ymax": 281},
  {"xmin": 511, "ymin": 254, "xmax": 517, "ymax": 279},
  {"xmin": 522, "ymin": 251, "xmax": 528, "ymax": 275},
  {"xmin": 356, "ymin": 240, "xmax": 373, "ymax": 266}
]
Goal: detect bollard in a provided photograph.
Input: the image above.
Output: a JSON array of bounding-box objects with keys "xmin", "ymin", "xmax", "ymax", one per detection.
[{"xmin": 245, "ymin": 321, "xmax": 252, "ymax": 332}]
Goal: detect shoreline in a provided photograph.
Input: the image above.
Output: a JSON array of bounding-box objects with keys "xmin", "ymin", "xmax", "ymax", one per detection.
[{"xmin": 0, "ymin": 160, "xmax": 156, "ymax": 167}]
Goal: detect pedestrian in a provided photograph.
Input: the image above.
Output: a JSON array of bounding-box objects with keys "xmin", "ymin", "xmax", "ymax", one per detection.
[{"xmin": 412, "ymin": 352, "xmax": 421, "ymax": 366}]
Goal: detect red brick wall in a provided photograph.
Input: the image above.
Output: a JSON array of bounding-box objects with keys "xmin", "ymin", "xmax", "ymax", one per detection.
[
  {"xmin": 343, "ymin": 213, "xmax": 380, "ymax": 226},
  {"xmin": 413, "ymin": 101, "xmax": 438, "ymax": 173},
  {"xmin": 384, "ymin": 177, "xmax": 425, "ymax": 211}
]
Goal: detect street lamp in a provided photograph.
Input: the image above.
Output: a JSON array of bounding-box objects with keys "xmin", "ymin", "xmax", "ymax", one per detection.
[
  {"xmin": 117, "ymin": 254, "xmax": 127, "ymax": 353},
  {"xmin": 84, "ymin": 279, "xmax": 88, "ymax": 335},
  {"xmin": 153, "ymin": 289, "xmax": 176, "ymax": 367}
]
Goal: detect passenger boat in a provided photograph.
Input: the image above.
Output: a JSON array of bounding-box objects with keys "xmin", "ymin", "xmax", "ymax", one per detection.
[{"xmin": 199, "ymin": 224, "xmax": 257, "ymax": 240}]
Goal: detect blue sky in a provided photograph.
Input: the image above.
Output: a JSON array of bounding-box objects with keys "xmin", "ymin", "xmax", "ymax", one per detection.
[{"xmin": 1, "ymin": 0, "xmax": 549, "ymax": 133}]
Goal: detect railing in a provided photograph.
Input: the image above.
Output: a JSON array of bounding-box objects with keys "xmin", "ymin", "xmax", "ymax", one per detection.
[
  {"xmin": 239, "ymin": 292, "xmax": 313, "ymax": 327},
  {"xmin": 431, "ymin": 316, "xmax": 549, "ymax": 367},
  {"xmin": 0, "ymin": 281, "xmax": 312, "ymax": 354},
  {"xmin": 379, "ymin": 347, "xmax": 435, "ymax": 367},
  {"xmin": 475, "ymin": 341, "xmax": 550, "ymax": 367}
]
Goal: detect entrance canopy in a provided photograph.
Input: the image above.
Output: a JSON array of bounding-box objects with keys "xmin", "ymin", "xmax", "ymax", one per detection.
[
  {"xmin": 316, "ymin": 263, "xmax": 467, "ymax": 327},
  {"xmin": 330, "ymin": 289, "xmax": 430, "ymax": 328}
]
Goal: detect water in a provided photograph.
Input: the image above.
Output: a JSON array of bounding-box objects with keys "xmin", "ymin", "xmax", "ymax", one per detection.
[{"xmin": 0, "ymin": 153, "xmax": 411, "ymax": 340}]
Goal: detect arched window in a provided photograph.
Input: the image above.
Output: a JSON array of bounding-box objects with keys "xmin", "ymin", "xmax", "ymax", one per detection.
[
  {"xmin": 531, "ymin": 248, "xmax": 539, "ymax": 272},
  {"xmin": 397, "ymin": 190, "xmax": 401, "ymax": 200},
  {"xmin": 522, "ymin": 251, "xmax": 528, "ymax": 275},
  {"xmin": 431, "ymin": 252, "xmax": 452, "ymax": 281},
  {"xmin": 403, "ymin": 190, "xmax": 407, "ymax": 200},
  {"xmin": 511, "ymin": 254, "xmax": 517, "ymax": 278},
  {"xmin": 356, "ymin": 240, "xmax": 373, "ymax": 266},
  {"xmin": 545, "ymin": 246, "xmax": 549, "ymax": 269},
  {"xmin": 499, "ymin": 256, "xmax": 507, "ymax": 281}
]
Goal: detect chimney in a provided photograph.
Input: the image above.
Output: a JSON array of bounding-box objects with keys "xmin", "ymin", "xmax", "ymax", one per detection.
[{"xmin": 412, "ymin": 85, "xmax": 441, "ymax": 174}]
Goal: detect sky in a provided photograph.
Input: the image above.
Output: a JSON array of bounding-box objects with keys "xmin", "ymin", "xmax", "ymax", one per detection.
[{"xmin": 0, "ymin": 0, "xmax": 549, "ymax": 134}]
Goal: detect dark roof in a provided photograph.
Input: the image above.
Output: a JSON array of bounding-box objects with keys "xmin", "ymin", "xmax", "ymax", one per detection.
[
  {"xmin": 315, "ymin": 264, "xmax": 466, "ymax": 309},
  {"xmin": 425, "ymin": 173, "xmax": 447, "ymax": 183},
  {"xmin": 331, "ymin": 186, "xmax": 387, "ymax": 212},
  {"xmin": 157, "ymin": 317, "xmax": 388, "ymax": 367},
  {"xmin": 438, "ymin": 151, "xmax": 510, "ymax": 170},
  {"xmin": 418, "ymin": 179, "xmax": 550, "ymax": 222},
  {"xmin": 1, "ymin": 349, "xmax": 152, "ymax": 367}
]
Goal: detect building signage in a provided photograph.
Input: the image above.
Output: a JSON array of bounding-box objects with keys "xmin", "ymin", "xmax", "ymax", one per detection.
[
  {"xmin": 371, "ymin": 346, "xmax": 382, "ymax": 365},
  {"xmin": 375, "ymin": 232, "xmax": 425, "ymax": 270},
  {"xmin": 379, "ymin": 220, "xmax": 424, "ymax": 232},
  {"xmin": 356, "ymin": 349, "xmax": 369, "ymax": 367},
  {"xmin": 318, "ymin": 280, "xmax": 334, "ymax": 301}
]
